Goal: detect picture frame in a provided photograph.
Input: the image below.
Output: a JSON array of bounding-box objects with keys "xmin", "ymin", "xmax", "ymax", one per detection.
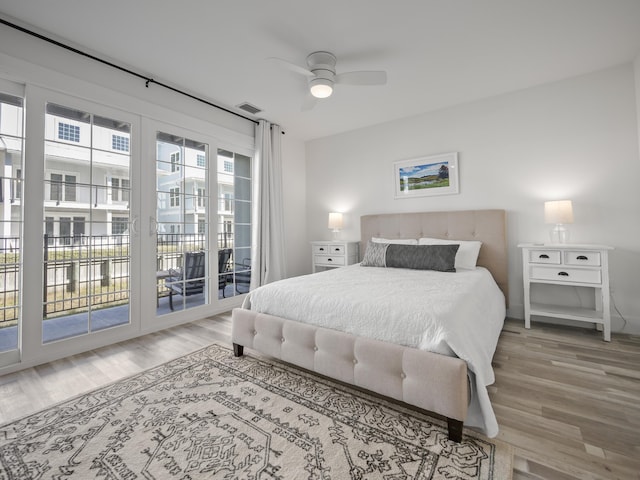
[{"xmin": 393, "ymin": 152, "xmax": 459, "ymax": 198}]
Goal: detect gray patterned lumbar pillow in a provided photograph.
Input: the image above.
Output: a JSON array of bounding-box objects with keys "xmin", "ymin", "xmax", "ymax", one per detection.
[
  {"xmin": 386, "ymin": 244, "xmax": 459, "ymax": 272},
  {"xmin": 361, "ymin": 240, "xmax": 389, "ymax": 267}
]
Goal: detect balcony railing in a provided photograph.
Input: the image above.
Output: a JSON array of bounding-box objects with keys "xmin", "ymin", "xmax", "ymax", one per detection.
[
  {"xmin": 0, "ymin": 232, "xmax": 239, "ymax": 325},
  {"xmin": 43, "ymin": 234, "xmax": 130, "ymax": 318}
]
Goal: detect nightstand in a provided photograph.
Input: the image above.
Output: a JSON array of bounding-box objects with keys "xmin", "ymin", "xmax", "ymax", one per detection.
[
  {"xmin": 518, "ymin": 243, "xmax": 613, "ymax": 341},
  {"xmin": 311, "ymin": 241, "xmax": 359, "ymax": 273}
]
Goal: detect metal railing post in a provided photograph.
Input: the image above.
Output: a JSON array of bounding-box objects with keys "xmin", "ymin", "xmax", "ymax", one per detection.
[{"xmin": 43, "ymin": 234, "xmax": 48, "ymax": 318}]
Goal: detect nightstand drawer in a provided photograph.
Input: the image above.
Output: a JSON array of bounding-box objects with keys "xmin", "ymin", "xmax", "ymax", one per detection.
[
  {"xmin": 314, "ymin": 255, "xmax": 346, "ymax": 266},
  {"xmin": 530, "ymin": 266, "xmax": 601, "ymax": 284},
  {"xmin": 312, "ymin": 244, "xmax": 330, "ymax": 254},
  {"xmin": 564, "ymin": 251, "xmax": 601, "ymax": 266},
  {"xmin": 529, "ymin": 250, "xmax": 561, "ymax": 264},
  {"xmin": 330, "ymin": 244, "xmax": 345, "ymax": 254}
]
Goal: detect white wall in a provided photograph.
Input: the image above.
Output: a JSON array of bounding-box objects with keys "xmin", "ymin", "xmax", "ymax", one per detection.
[
  {"xmin": 306, "ymin": 64, "xmax": 640, "ymax": 334},
  {"xmin": 280, "ymin": 136, "xmax": 307, "ymax": 277}
]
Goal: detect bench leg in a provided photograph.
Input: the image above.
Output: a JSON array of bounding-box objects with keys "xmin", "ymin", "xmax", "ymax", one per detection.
[
  {"xmin": 447, "ymin": 418, "xmax": 463, "ymax": 443},
  {"xmin": 233, "ymin": 343, "xmax": 244, "ymax": 357}
]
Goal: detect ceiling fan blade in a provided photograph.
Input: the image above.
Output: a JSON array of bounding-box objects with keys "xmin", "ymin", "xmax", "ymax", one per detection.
[
  {"xmin": 301, "ymin": 94, "xmax": 317, "ymax": 112},
  {"xmin": 335, "ymin": 71, "xmax": 387, "ymax": 86},
  {"xmin": 268, "ymin": 57, "xmax": 315, "ymax": 77}
]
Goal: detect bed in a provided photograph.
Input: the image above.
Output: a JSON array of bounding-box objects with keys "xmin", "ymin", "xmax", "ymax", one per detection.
[{"xmin": 231, "ymin": 209, "xmax": 507, "ymax": 442}]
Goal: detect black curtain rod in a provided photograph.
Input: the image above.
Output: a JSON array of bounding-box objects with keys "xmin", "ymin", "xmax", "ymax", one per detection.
[{"xmin": 1, "ymin": 17, "xmax": 284, "ymax": 133}]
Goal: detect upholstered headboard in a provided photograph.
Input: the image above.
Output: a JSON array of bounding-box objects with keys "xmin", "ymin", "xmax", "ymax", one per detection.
[{"xmin": 360, "ymin": 209, "xmax": 508, "ymax": 302}]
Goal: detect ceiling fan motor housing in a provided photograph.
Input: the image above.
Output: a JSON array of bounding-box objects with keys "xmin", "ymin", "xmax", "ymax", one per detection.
[
  {"xmin": 307, "ymin": 51, "xmax": 336, "ymax": 97},
  {"xmin": 306, "ymin": 51, "xmax": 337, "ymax": 74}
]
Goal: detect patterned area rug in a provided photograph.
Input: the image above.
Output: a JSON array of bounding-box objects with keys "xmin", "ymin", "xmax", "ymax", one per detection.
[{"xmin": 0, "ymin": 343, "xmax": 512, "ymax": 479}]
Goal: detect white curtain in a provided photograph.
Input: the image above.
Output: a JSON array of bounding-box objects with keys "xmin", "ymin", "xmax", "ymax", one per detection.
[{"xmin": 251, "ymin": 120, "xmax": 286, "ymax": 288}]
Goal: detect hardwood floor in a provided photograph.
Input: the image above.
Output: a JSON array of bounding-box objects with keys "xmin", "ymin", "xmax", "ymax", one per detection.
[
  {"xmin": 493, "ymin": 319, "xmax": 640, "ymax": 480},
  {"xmin": 0, "ymin": 314, "xmax": 638, "ymax": 479}
]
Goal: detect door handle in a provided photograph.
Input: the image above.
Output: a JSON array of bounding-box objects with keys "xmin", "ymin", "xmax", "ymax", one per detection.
[
  {"xmin": 149, "ymin": 217, "xmax": 158, "ymax": 236},
  {"xmin": 130, "ymin": 216, "xmax": 139, "ymax": 236}
]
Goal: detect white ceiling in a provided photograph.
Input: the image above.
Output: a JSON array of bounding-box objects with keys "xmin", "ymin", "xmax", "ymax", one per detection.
[{"xmin": 1, "ymin": 1, "xmax": 640, "ymax": 141}]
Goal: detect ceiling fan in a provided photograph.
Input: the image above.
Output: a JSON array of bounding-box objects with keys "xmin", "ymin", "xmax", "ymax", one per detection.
[{"xmin": 271, "ymin": 51, "xmax": 387, "ymax": 105}]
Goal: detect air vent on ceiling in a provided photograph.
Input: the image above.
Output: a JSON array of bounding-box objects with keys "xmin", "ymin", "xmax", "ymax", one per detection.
[{"xmin": 236, "ymin": 102, "xmax": 262, "ymax": 115}]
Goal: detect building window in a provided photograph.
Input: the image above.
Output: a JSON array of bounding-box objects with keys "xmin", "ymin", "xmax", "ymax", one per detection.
[
  {"xmin": 197, "ymin": 188, "xmax": 206, "ymax": 207},
  {"xmin": 122, "ymin": 179, "xmax": 130, "ymax": 202},
  {"xmin": 112, "ymin": 134, "xmax": 129, "ymax": 152},
  {"xmin": 198, "ymin": 219, "xmax": 206, "ymax": 234},
  {"xmin": 58, "ymin": 122, "xmax": 80, "ymax": 142},
  {"xmin": 170, "ymin": 152, "xmax": 180, "ymax": 172},
  {"xmin": 197, "ymin": 154, "xmax": 205, "ymax": 167},
  {"xmin": 73, "ymin": 217, "xmax": 85, "ymax": 244},
  {"xmin": 112, "ymin": 217, "xmax": 128, "ymax": 235},
  {"xmin": 219, "ymin": 193, "xmax": 233, "ymax": 212},
  {"xmin": 12, "ymin": 169, "xmax": 21, "ymax": 201},
  {"xmin": 111, "ymin": 178, "xmax": 120, "ymax": 201},
  {"xmin": 224, "ymin": 160, "xmax": 233, "ymax": 173},
  {"xmin": 170, "ymin": 187, "xmax": 180, "ymax": 207},
  {"xmin": 110, "ymin": 177, "xmax": 130, "ymax": 202},
  {"xmin": 65, "ymin": 175, "xmax": 76, "ymax": 202},
  {"xmin": 50, "ymin": 173, "xmax": 62, "ymax": 201},
  {"xmin": 60, "ymin": 217, "xmax": 71, "ymax": 245},
  {"xmin": 45, "ymin": 217, "xmax": 54, "ymax": 245}
]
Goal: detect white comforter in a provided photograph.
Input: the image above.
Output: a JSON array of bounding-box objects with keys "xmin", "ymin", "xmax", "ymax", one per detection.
[{"xmin": 243, "ymin": 264, "xmax": 506, "ymax": 437}]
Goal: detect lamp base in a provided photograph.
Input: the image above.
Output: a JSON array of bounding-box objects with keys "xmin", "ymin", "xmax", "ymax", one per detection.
[
  {"xmin": 549, "ymin": 224, "xmax": 569, "ymax": 244},
  {"xmin": 331, "ymin": 229, "xmax": 340, "ymax": 240}
]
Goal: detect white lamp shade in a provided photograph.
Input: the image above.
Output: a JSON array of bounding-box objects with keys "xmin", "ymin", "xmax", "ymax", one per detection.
[
  {"xmin": 328, "ymin": 212, "xmax": 343, "ymax": 230},
  {"xmin": 544, "ymin": 200, "xmax": 574, "ymax": 224}
]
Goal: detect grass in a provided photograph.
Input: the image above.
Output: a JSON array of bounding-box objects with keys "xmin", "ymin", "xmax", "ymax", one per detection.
[{"xmin": 0, "ymin": 277, "xmax": 130, "ymax": 327}]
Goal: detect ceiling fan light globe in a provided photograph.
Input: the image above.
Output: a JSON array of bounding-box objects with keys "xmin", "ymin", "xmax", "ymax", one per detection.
[{"xmin": 310, "ymin": 79, "xmax": 333, "ymax": 98}]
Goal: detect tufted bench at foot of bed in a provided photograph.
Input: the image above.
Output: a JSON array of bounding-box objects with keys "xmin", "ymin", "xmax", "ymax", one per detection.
[{"xmin": 231, "ymin": 307, "xmax": 469, "ymax": 443}]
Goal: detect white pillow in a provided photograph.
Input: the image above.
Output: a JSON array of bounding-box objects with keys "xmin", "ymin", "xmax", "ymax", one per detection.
[
  {"xmin": 372, "ymin": 237, "xmax": 418, "ymax": 245},
  {"xmin": 418, "ymin": 237, "xmax": 482, "ymax": 269}
]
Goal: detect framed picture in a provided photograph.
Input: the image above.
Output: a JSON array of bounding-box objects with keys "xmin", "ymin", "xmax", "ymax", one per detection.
[{"xmin": 394, "ymin": 152, "xmax": 459, "ymax": 198}]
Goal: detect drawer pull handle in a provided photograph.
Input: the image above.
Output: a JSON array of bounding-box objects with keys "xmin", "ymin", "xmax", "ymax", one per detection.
[
  {"xmin": 327, "ymin": 258, "xmax": 333, "ymax": 262},
  {"xmin": 319, "ymin": 247, "xmax": 325, "ymax": 251},
  {"xmin": 539, "ymin": 254, "xmax": 549, "ymax": 259},
  {"xmin": 576, "ymin": 255, "xmax": 588, "ymax": 260},
  {"xmin": 558, "ymin": 271, "xmax": 569, "ymax": 277}
]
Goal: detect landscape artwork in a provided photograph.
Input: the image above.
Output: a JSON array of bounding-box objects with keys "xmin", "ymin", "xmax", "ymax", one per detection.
[{"xmin": 394, "ymin": 152, "xmax": 459, "ymax": 198}]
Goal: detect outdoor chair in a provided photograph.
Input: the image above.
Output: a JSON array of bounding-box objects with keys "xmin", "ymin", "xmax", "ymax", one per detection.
[
  {"xmin": 165, "ymin": 250, "xmax": 206, "ymax": 310},
  {"xmin": 234, "ymin": 257, "xmax": 251, "ymax": 294},
  {"xmin": 218, "ymin": 248, "xmax": 233, "ymax": 298}
]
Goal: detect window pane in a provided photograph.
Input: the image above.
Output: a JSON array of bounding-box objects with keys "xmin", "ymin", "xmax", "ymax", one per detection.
[
  {"xmin": 0, "ymin": 91, "xmax": 24, "ymax": 353},
  {"xmin": 217, "ymin": 149, "xmax": 252, "ymax": 298},
  {"xmin": 43, "ymin": 103, "xmax": 131, "ymax": 341},
  {"xmin": 156, "ymin": 132, "xmax": 209, "ymax": 314}
]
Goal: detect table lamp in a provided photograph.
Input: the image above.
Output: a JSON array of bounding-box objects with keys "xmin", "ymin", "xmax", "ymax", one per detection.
[
  {"xmin": 328, "ymin": 212, "xmax": 343, "ymax": 240},
  {"xmin": 544, "ymin": 200, "xmax": 573, "ymax": 243}
]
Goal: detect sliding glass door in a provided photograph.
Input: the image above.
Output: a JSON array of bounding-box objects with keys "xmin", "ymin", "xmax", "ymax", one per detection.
[
  {"xmin": 147, "ymin": 121, "xmax": 254, "ymax": 320},
  {"xmin": 0, "ymin": 82, "xmax": 253, "ymax": 371}
]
